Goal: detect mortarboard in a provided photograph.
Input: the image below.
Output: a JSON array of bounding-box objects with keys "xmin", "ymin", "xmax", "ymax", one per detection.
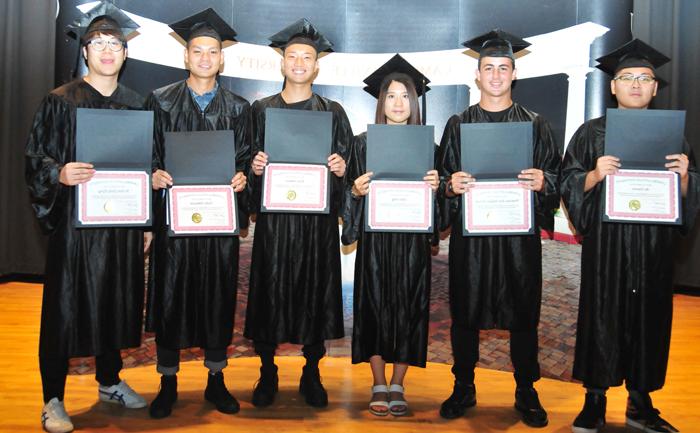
[
  {"xmin": 169, "ymin": 8, "xmax": 237, "ymax": 44},
  {"xmin": 462, "ymin": 29, "xmax": 530, "ymax": 60},
  {"xmin": 363, "ymin": 54, "xmax": 431, "ymax": 125},
  {"xmin": 595, "ymin": 38, "xmax": 670, "ymax": 86},
  {"xmin": 66, "ymin": 1, "xmax": 139, "ymax": 43},
  {"xmin": 268, "ymin": 18, "xmax": 334, "ymax": 55}
]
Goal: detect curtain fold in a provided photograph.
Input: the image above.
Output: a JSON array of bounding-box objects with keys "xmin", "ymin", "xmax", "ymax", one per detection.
[{"xmin": 0, "ymin": 0, "xmax": 56, "ymax": 275}]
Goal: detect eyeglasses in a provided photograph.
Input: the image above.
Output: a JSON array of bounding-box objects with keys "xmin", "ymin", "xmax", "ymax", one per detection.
[
  {"xmin": 613, "ymin": 74, "xmax": 656, "ymax": 84},
  {"xmin": 86, "ymin": 38, "xmax": 124, "ymax": 52}
]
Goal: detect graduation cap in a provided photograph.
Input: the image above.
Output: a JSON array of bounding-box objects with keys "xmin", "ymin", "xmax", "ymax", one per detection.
[
  {"xmin": 66, "ymin": 1, "xmax": 139, "ymax": 43},
  {"xmin": 595, "ymin": 39, "xmax": 670, "ymax": 86},
  {"xmin": 462, "ymin": 29, "xmax": 530, "ymax": 61},
  {"xmin": 169, "ymin": 8, "xmax": 237, "ymax": 44},
  {"xmin": 363, "ymin": 54, "xmax": 431, "ymax": 125},
  {"xmin": 65, "ymin": 1, "xmax": 139, "ymax": 78},
  {"xmin": 268, "ymin": 18, "xmax": 334, "ymax": 55}
]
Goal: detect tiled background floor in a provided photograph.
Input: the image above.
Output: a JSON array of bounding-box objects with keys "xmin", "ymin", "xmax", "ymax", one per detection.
[{"xmin": 70, "ymin": 226, "xmax": 582, "ymax": 382}]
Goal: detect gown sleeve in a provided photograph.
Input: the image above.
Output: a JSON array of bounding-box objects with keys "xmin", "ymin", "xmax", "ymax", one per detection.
[
  {"xmin": 560, "ymin": 121, "xmax": 602, "ymax": 236},
  {"xmin": 532, "ymin": 116, "xmax": 562, "ymax": 231},
  {"xmin": 435, "ymin": 115, "xmax": 462, "ymax": 232},
  {"xmin": 25, "ymin": 94, "xmax": 69, "ymax": 234}
]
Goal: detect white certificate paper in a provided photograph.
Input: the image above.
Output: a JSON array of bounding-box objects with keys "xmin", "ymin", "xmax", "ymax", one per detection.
[
  {"xmin": 262, "ymin": 163, "xmax": 328, "ymax": 213},
  {"xmin": 462, "ymin": 181, "xmax": 533, "ymax": 235},
  {"xmin": 604, "ymin": 169, "xmax": 680, "ymax": 224},
  {"xmin": 366, "ymin": 180, "xmax": 433, "ymax": 232},
  {"xmin": 77, "ymin": 170, "xmax": 149, "ymax": 225},
  {"xmin": 168, "ymin": 185, "xmax": 237, "ymax": 235}
]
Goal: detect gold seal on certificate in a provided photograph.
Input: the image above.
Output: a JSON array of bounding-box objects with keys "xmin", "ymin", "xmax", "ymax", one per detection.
[
  {"xmin": 287, "ymin": 190, "xmax": 297, "ymax": 201},
  {"xmin": 103, "ymin": 200, "xmax": 113, "ymax": 214},
  {"xmin": 191, "ymin": 212, "xmax": 202, "ymax": 224},
  {"xmin": 604, "ymin": 169, "xmax": 680, "ymax": 224}
]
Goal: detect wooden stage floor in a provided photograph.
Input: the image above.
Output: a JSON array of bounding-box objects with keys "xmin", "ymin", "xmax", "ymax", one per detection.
[{"xmin": 1, "ymin": 281, "xmax": 698, "ymax": 432}]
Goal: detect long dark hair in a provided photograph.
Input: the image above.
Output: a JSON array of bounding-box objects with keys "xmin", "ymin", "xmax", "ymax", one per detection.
[{"xmin": 374, "ymin": 72, "xmax": 421, "ymax": 125}]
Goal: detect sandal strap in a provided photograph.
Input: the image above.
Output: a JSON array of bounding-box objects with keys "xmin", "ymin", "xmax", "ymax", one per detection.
[
  {"xmin": 369, "ymin": 400, "xmax": 389, "ymax": 408},
  {"xmin": 372, "ymin": 384, "xmax": 389, "ymax": 393},
  {"xmin": 388, "ymin": 384, "xmax": 404, "ymax": 393}
]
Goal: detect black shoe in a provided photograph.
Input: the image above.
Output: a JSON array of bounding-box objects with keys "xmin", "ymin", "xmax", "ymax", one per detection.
[
  {"xmin": 149, "ymin": 375, "xmax": 177, "ymax": 419},
  {"xmin": 626, "ymin": 394, "xmax": 679, "ymax": 433},
  {"xmin": 252, "ymin": 365, "xmax": 278, "ymax": 408},
  {"xmin": 572, "ymin": 392, "xmax": 606, "ymax": 433},
  {"xmin": 204, "ymin": 371, "xmax": 240, "ymax": 414},
  {"xmin": 299, "ymin": 366, "xmax": 328, "ymax": 408},
  {"xmin": 439, "ymin": 381, "xmax": 476, "ymax": 419},
  {"xmin": 514, "ymin": 387, "xmax": 548, "ymax": 428}
]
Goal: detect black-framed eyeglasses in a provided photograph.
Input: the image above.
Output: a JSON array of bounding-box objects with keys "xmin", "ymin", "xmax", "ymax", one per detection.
[
  {"xmin": 613, "ymin": 74, "xmax": 656, "ymax": 84},
  {"xmin": 86, "ymin": 38, "xmax": 124, "ymax": 52}
]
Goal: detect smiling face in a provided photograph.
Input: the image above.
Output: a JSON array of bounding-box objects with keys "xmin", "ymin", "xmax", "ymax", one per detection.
[
  {"xmin": 281, "ymin": 42, "xmax": 319, "ymax": 86},
  {"xmin": 611, "ymin": 66, "xmax": 658, "ymax": 109},
  {"xmin": 184, "ymin": 36, "xmax": 224, "ymax": 80},
  {"xmin": 82, "ymin": 33, "xmax": 127, "ymax": 78},
  {"xmin": 383, "ymin": 80, "xmax": 411, "ymax": 125},
  {"xmin": 475, "ymin": 56, "xmax": 516, "ymax": 98}
]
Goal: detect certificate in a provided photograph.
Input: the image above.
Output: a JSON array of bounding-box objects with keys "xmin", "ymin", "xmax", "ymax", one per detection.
[
  {"xmin": 76, "ymin": 170, "xmax": 150, "ymax": 227},
  {"xmin": 365, "ymin": 180, "xmax": 433, "ymax": 233},
  {"xmin": 261, "ymin": 163, "xmax": 329, "ymax": 213},
  {"xmin": 168, "ymin": 185, "xmax": 238, "ymax": 236},
  {"xmin": 462, "ymin": 181, "xmax": 533, "ymax": 235},
  {"xmin": 604, "ymin": 169, "xmax": 680, "ymax": 224}
]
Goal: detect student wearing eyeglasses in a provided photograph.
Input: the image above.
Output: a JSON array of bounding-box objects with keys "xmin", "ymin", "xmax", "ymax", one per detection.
[{"xmin": 561, "ymin": 39, "xmax": 700, "ymax": 433}]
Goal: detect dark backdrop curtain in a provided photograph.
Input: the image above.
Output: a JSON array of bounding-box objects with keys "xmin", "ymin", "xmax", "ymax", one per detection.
[
  {"xmin": 633, "ymin": 0, "xmax": 700, "ymax": 288},
  {"xmin": 0, "ymin": 0, "xmax": 55, "ymax": 275}
]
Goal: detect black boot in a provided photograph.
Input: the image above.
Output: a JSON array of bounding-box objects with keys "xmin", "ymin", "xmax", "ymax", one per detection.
[
  {"xmin": 514, "ymin": 387, "xmax": 548, "ymax": 428},
  {"xmin": 149, "ymin": 375, "xmax": 177, "ymax": 419},
  {"xmin": 572, "ymin": 392, "xmax": 606, "ymax": 433},
  {"xmin": 439, "ymin": 380, "xmax": 476, "ymax": 419},
  {"xmin": 626, "ymin": 392, "xmax": 679, "ymax": 433},
  {"xmin": 252, "ymin": 365, "xmax": 278, "ymax": 408},
  {"xmin": 204, "ymin": 371, "xmax": 240, "ymax": 414},
  {"xmin": 299, "ymin": 365, "xmax": 328, "ymax": 408}
]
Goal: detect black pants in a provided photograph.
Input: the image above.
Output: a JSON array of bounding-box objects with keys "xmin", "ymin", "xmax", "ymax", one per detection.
[
  {"xmin": 156, "ymin": 345, "xmax": 227, "ymax": 375},
  {"xmin": 40, "ymin": 350, "xmax": 122, "ymax": 403},
  {"xmin": 450, "ymin": 326, "xmax": 541, "ymax": 387},
  {"xmin": 253, "ymin": 340, "xmax": 326, "ymax": 365}
]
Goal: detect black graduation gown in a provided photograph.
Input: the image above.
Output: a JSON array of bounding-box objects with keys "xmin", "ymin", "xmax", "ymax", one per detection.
[
  {"xmin": 25, "ymin": 79, "xmax": 145, "ymax": 358},
  {"xmin": 560, "ymin": 115, "xmax": 700, "ymax": 391},
  {"xmin": 436, "ymin": 103, "xmax": 561, "ymax": 331},
  {"xmin": 244, "ymin": 93, "xmax": 352, "ymax": 345},
  {"xmin": 341, "ymin": 132, "xmax": 433, "ymax": 367},
  {"xmin": 144, "ymin": 80, "xmax": 250, "ymax": 351}
]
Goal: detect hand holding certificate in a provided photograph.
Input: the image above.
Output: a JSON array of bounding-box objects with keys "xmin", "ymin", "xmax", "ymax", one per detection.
[
  {"xmin": 164, "ymin": 130, "xmax": 240, "ymax": 236},
  {"xmin": 261, "ymin": 108, "xmax": 332, "ymax": 214},
  {"xmin": 460, "ymin": 122, "xmax": 534, "ymax": 235},
  {"xmin": 363, "ymin": 124, "xmax": 435, "ymax": 233},
  {"xmin": 73, "ymin": 108, "xmax": 153, "ymax": 228},
  {"xmin": 602, "ymin": 109, "xmax": 685, "ymax": 225}
]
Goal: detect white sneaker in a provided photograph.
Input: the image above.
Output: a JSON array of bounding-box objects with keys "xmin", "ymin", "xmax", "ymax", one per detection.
[
  {"xmin": 41, "ymin": 398, "xmax": 74, "ymax": 433},
  {"xmin": 98, "ymin": 380, "xmax": 147, "ymax": 409}
]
